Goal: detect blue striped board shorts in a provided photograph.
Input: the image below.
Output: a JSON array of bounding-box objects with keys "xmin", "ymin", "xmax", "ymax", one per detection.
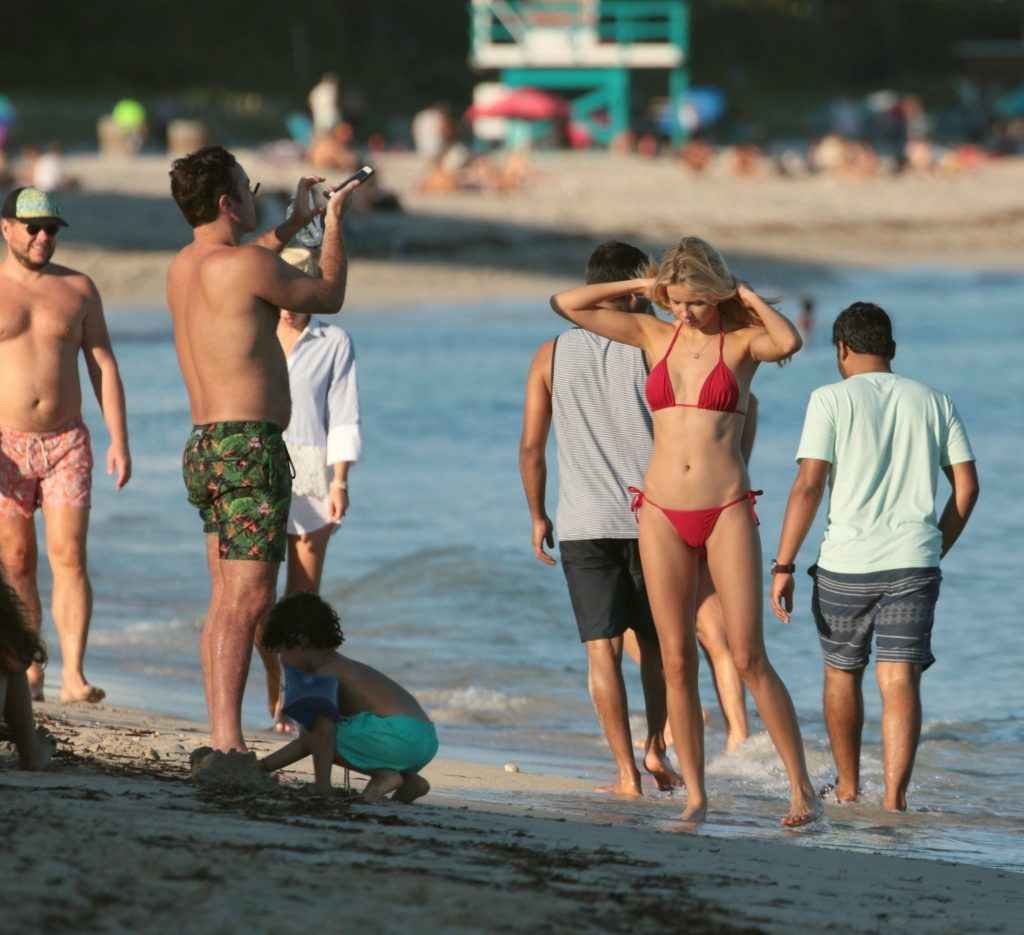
[{"xmin": 810, "ymin": 565, "xmax": 942, "ymax": 671}]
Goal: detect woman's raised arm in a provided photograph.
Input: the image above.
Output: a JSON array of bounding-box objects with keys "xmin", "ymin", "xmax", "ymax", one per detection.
[
  {"xmin": 740, "ymin": 284, "xmax": 804, "ymax": 362},
  {"xmin": 550, "ymin": 278, "xmax": 661, "ymax": 350}
]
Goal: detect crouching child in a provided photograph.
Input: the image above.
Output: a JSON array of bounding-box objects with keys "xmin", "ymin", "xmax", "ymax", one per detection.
[{"xmin": 259, "ymin": 593, "xmax": 438, "ymax": 803}]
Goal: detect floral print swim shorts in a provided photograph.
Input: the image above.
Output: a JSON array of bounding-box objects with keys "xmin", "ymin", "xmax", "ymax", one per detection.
[
  {"xmin": 0, "ymin": 419, "xmax": 93, "ymax": 517},
  {"xmin": 182, "ymin": 421, "xmax": 292, "ymax": 562}
]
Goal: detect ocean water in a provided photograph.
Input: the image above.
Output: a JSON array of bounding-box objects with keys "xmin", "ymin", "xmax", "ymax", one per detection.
[{"xmin": 33, "ymin": 266, "xmax": 1023, "ymax": 872}]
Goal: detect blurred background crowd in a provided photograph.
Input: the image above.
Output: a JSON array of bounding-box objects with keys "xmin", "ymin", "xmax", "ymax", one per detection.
[{"xmin": 3, "ymin": 0, "xmax": 1024, "ymax": 203}]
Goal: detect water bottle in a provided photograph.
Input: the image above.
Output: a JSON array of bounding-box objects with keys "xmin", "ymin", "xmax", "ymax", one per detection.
[{"xmin": 285, "ymin": 182, "xmax": 331, "ymax": 248}]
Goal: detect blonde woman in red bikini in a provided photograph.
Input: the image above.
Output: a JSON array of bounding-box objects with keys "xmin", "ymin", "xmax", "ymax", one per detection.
[{"xmin": 551, "ymin": 237, "xmax": 818, "ymax": 827}]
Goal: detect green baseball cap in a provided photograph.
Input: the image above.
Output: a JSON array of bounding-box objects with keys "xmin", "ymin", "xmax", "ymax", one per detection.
[{"xmin": 1, "ymin": 187, "xmax": 69, "ymax": 227}]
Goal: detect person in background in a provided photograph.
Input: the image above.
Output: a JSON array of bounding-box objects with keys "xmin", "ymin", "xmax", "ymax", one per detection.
[
  {"xmin": 255, "ymin": 245, "xmax": 362, "ymax": 733},
  {"xmin": 797, "ymin": 294, "xmax": 815, "ymax": 340},
  {"xmin": 309, "ymin": 73, "xmax": 341, "ymax": 136},
  {"xmin": 771, "ymin": 302, "xmax": 978, "ymax": 812}
]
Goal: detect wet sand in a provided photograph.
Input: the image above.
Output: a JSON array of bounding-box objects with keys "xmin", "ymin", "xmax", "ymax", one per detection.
[{"xmin": 2, "ymin": 702, "xmax": 1021, "ymax": 934}]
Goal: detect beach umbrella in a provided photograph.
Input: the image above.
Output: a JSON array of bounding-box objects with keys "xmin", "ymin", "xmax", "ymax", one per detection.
[
  {"xmin": 658, "ymin": 87, "xmax": 726, "ymax": 134},
  {"xmin": 112, "ymin": 98, "xmax": 146, "ymax": 131},
  {"xmin": 466, "ymin": 88, "xmax": 571, "ymax": 122}
]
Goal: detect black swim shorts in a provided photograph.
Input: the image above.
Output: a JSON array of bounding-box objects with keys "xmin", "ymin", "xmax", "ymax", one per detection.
[{"xmin": 560, "ymin": 538, "xmax": 657, "ymax": 643}]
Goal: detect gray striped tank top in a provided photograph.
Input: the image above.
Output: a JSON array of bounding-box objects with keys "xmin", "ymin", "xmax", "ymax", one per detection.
[{"xmin": 551, "ymin": 328, "xmax": 653, "ymax": 541}]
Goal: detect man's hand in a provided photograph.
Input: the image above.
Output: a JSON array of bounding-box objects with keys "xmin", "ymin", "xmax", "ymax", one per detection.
[
  {"xmin": 770, "ymin": 572, "xmax": 795, "ymax": 624},
  {"xmin": 290, "ymin": 176, "xmax": 326, "ymax": 228},
  {"xmin": 325, "ymin": 176, "xmax": 362, "ymax": 228},
  {"xmin": 107, "ymin": 442, "xmax": 131, "ymax": 490},
  {"xmin": 328, "ymin": 484, "xmax": 349, "ymax": 524},
  {"xmin": 532, "ymin": 516, "xmax": 556, "ymax": 566}
]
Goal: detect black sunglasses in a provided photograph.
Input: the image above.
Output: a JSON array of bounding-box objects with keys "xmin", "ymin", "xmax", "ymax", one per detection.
[
  {"xmin": 248, "ymin": 181, "xmax": 261, "ymax": 197},
  {"xmin": 25, "ymin": 222, "xmax": 61, "ymax": 237}
]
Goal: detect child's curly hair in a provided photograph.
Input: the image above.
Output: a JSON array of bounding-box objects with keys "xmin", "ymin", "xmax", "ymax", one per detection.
[
  {"xmin": 261, "ymin": 592, "xmax": 345, "ymax": 651},
  {"xmin": 0, "ymin": 575, "xmax": 47, "ymax": 671}
]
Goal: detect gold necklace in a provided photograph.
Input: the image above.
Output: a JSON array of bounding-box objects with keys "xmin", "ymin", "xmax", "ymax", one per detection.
[{"xmin": 681, "ymin": 332, "xmax": 716, "ymax": 359}]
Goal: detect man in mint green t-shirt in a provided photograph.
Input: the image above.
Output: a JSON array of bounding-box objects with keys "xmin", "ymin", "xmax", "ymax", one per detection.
[{"xmin": 769, "ymin": 302, "xmax": 979, "ymax": 812}]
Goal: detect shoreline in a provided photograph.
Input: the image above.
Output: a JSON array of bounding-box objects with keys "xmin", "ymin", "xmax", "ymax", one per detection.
[{"xmin": 2, "ymin": 701, "xmax": 1021, "ymax": 933}]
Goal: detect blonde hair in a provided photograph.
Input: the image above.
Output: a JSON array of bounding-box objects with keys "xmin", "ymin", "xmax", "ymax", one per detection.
[
  {"xmin": 647, "ymin": 236, "xmax": 766, "ymax": 329},
  {"xmin": 280, "ymin": 246, "xmax": 321, "ymax": 277}
]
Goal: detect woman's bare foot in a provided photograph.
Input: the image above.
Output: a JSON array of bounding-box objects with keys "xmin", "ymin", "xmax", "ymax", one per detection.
[
  {"xmin": 680, "ymin": 797, "xmax": 707, "ymax": 826},
  {"xmin": 643, "ymin": 748, "xmax": 684, "ymax": 791},
  {"xmin": 268, "ymin": 698, "xmax": 295, "ymax": 734},
  {"xmin": 594, "ymin": 768, "xmax": 643, "ymax": 797},
  {"xmin": 818, "ymin": 777, "xmax": 858, "ymax": 804},
  {"xmin": 394, "ymin": 773, "xmax": 431, "ymax": 804},
  {"xmin": 28, "ymin": 664, "xmax": 44, "ymax": 702},
  {"xmin": 18, "ymin": 728, "xmax": 56, "ymax": 771},
  {"xmin": 724, "ymin": 732, "xmax": 748, "ymax": 754},
  {"xmin": 781, "ymin": 787, "xmax": 822, "ymax": 827},
  {"xmin": 359, "ymin": 770, "xmax": 404, "ymax": 804},
  {"xmin": 59, "ymin": 683, "xmax": 105, "ymax": 704}
]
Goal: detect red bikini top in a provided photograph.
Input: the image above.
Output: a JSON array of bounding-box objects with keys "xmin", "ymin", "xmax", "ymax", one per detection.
[{"xmin": 645, "ymin": 324, "xmax": 744, "ymax": 414}]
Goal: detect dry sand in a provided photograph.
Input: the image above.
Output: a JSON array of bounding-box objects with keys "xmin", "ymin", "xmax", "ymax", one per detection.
[
  {"xmin": 25, "ymin": 149, "xmax": 1024, "ymax": 310},
  {"xmin": 1, "ymin": 702, "xmax": 1021, "ymax": 934}
]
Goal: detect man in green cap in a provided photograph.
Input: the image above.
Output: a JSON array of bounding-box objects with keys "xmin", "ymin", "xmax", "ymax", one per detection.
[{"xmin": 0, "ymin": 186, "xmax": 131, "ymax": 704}]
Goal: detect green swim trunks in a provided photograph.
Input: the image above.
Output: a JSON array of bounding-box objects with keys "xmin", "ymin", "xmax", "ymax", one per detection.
[
  {"xmin": 182, "ymin": 421, "xmax": 292, "ymax": 562},
  {"xmin": 336, "ymin": 713, "xmax": 439, "ymax": 773}
]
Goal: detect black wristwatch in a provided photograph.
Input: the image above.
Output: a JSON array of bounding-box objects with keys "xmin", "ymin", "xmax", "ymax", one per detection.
[{"xmin": 770, "ymin": 560, "xmax": 796, "ymax": 575}]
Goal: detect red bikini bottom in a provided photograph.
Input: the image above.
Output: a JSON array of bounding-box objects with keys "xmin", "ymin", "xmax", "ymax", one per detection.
[{"xmin": 628, "ymin": 487, "xmax": 763, "ymax": 553}]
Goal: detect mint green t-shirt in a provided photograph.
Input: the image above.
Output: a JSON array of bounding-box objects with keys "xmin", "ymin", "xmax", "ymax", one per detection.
[{"xmin": 796, "ymin": 372, "xmax": 974, "ymax": 574}]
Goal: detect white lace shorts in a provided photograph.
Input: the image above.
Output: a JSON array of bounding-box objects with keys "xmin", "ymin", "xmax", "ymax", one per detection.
[{"xmin": 287, "ymin": 493, "xmax": 340, "ymax": 537}]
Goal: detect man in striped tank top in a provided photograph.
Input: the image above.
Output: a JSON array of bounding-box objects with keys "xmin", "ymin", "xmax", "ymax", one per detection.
[{"xmin": 519, "ymin": 242, "xmax": 753, "ymax": 796}]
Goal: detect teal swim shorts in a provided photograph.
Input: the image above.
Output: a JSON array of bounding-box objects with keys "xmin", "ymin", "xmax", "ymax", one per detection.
[{"xmin": 335, "ymin": 713, "xmax": 438, "ymax": 773}]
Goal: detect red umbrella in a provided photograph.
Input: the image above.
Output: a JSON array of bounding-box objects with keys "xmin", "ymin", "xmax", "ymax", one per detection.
[{"xmin": 466, "ymin": 88, "xmax": 571, "ymax": 122}]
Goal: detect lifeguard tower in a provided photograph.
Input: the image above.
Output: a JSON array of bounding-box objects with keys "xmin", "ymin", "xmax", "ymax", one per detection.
[{"xmin": 469, "ymin": 0, "xmax": 689, "ymax": 145}]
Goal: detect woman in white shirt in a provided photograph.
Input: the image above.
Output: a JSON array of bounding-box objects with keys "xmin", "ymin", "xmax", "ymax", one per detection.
[{"xmin": 257, "ymin": 246, "xmax": 363, "ymax": 731}]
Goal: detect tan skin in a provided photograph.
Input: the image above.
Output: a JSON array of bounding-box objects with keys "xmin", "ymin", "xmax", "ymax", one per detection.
[
  {"xmin": 0, "ymin": 216, "xmax": 130, "ymax": 704},
  {"xmin": 259, "ymin": 645, "xmax": 432, "ymax": 804},
  {"xmin": 518, "ymin": 303, "xmax": 679, "ymax": 796},
  {"xmin": 771, "ymin": 342, "xmax": 980, "ymax": 811},
  {"xmin": 552, "ymin": 276, "xmax": 818, "ymax": 827},
  {"xmin": 520, "ymin": 329, "xmax": 753, "ymax": 795},
  {"xmin": 255, "ymin": 309, "xmax": 354, "ymax": 733},
  {"xmin": 167, "ymin": 165, "xmax": 365, "ymax": 752},
  {"xmin": 1, "ymin": 665, "xmax": 55, "ymax": 769}
]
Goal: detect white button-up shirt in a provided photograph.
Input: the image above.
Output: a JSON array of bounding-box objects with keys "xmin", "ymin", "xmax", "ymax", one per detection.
[{"xmin": 283, "ymin": 319, "xmax": 362, "ymax": 498}]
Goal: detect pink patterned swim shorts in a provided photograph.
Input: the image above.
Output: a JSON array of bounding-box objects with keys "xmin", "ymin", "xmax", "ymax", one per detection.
[{"xmin": 0, "ymin": 419, "xmax": 93, "ymax": 517}]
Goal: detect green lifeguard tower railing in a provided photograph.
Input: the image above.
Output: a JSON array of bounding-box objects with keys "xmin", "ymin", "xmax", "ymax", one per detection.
[{"xmin": 469, "ymin": 0, "xmax": 689, "ymax": 145}]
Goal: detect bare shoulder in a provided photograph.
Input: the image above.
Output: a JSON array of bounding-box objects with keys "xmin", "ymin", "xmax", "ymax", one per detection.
[
  {"xmin": 319, "ymin": 652, "xmax": 356, "ymax": 681},
  {"xmin": 534, "ymin": 337, "xmax": 556, "ymax": 363},
  {"xmin": 43, "ymin": 264, "xmax": 100, "ymax": 308}
]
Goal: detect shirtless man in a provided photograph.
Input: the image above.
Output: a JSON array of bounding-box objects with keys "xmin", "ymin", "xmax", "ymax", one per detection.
[
  {"xmin": 0, "ymin": 186, "xmax": 130, "ymax": 704},
  {"xmin": 167, "ymin": 146, "xmax": 361, "ymax": 753}
]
